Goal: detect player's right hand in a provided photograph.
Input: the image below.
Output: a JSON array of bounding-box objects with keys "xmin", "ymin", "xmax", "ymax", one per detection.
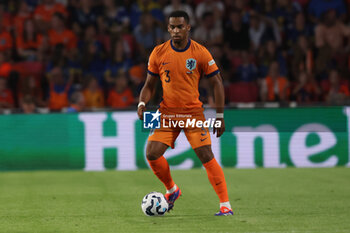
[
  {"xmin": 138, "ymin": 105, "xmax": 146, "ymax": 120},
  {"xmin": 213, "ymin": 118, "xmax": 225, "ymax": 137}
]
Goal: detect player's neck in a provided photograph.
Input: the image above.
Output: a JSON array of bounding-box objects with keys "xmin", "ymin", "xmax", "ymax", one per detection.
[{"xmin": 172, "ymin": 38, "xmax": 189, "ymax": 50}]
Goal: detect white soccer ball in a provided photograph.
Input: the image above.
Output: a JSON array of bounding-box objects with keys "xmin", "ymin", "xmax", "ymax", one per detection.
[{"xmin": 141, "ymin": 192, "xmax": 168, "ymax": 216}]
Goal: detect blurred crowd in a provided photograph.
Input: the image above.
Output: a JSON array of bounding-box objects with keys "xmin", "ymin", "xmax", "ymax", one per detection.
[{"xmin": 0, "ymin": 0, "xmax": 350, "ymax": 114}]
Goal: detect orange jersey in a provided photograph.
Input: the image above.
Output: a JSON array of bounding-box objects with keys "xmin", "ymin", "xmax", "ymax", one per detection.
[
  {"xmin": 265, "ymin": 76, "xmax": 290, "ymax": 101},
  {"xmin": 0, "ymin": 63, "xmax": 12, "ymax": 78},
  {"xmin": 34, "ymin": 3, "xmax": 68, "ymax": 22},
  {"xmin": 0, "ymin": 31, "xmax": 12, "ymax": 52},
  {"xmin": 49, "ymin": 84, "xmax": 69, "ymax": 111},
  {"xmin": 83, "ymin": 89, "xmax": 105, "ymax": 108},
  {"xmin": 0, "ymin": 89, "xmax": 14, "ymax": 105},
  {"xmin": 148, "ymin": 39, "xmax": 219, "ymax": 113},
  {"xmin": 48, "ymin": 29, "xmax": 77, "ymax": 49},
  {"xmin": 107, "ymin": 88, "xmax": 134, "ymax": 109}
]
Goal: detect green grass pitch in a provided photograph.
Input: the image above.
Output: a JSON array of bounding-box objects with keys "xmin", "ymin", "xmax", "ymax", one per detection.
[{"xmin": 0, "ymin": 168, "xmax": 349, "ymax": 233}]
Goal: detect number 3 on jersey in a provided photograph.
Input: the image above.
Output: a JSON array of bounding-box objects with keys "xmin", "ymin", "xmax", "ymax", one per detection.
[{"xmin": 164, "ymin": 70, "xmax": 170, "ymax": 82}]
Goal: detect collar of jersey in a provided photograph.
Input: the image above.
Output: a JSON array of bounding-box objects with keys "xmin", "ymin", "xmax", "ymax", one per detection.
[{"xmin": 170, "ymin": 39, "xmax": 191, "ymax": 52}]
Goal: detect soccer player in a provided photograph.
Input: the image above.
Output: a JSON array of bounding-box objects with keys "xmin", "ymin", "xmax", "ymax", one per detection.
[{"xmin": 137, "ymin": 11, "xmax": 233, "ymax": 216}]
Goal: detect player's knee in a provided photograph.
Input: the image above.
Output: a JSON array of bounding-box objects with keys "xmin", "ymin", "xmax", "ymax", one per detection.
[
  {"xmin": 194, "ymin": 145, "xmax": 214, "ymax": 164},
  {"xmin": 146, "ymin": 151, "xmax": 160, "ymax": 161},
  {"xmin": 200, "ymin": 153, "xmax": 214, "ymax": 164},
  {"xmin": 146, "ymin": 145, "xmax": 162, "ymax": 160},
  {"xmin": 146, "ymin": 141, "xmax": 168, "ymax": 160}
]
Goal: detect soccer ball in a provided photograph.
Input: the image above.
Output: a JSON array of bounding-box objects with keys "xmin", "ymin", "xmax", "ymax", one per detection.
[{"xmin": 141, "ymin": 192, "xmax": 168, "ymax": 216}]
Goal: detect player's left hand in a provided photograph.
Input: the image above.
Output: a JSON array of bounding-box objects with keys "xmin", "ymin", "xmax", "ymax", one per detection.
[{"xmin": 213, "ymin": 118, "xmax": 225, "ymax": 137}]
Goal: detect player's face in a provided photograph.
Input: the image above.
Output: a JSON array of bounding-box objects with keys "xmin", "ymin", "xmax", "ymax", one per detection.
[{"xmin": 168, "ymin": 17, "xmax": 190, "ymax": 43}]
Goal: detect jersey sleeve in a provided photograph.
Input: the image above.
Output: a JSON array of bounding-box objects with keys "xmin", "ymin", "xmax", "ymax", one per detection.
[
  {"xmin": 200, "ymin": 47, "xmax": 219, "ymax": 78},
  {"xmin": 147, "ymin": 47, "xmax": 160, "ymax": 77}
]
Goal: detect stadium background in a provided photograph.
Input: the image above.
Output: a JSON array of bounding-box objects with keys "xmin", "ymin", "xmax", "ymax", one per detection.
[
  {"xmin": 0, "ymin": 0, "xmax": 349, "ymax": 170},
  {"xmin": 1, "ymin": 0, "xmax": 350, "ymax": 112},
  {"xmin": 0, "ymin": 1, "xmax": 349, "ymax": 232}
]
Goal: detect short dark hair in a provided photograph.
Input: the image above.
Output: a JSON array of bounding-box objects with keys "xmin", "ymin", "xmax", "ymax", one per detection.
[{"xmin": 168, "ymin": 10, "xmax": 190, "ymax": 24}]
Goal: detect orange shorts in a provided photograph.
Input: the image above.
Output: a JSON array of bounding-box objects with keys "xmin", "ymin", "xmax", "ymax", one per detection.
[{"xmin": 148, "ymin": 112, "xmax": 211, "ymax": 149}]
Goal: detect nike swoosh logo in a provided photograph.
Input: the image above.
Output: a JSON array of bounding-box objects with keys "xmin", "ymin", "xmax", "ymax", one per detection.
[
  {"xmin": 200, "ymin": 137, "xmax": 208, "ymax": 142},
  {"xmin": 162, "ymin": 62, "xmax": 170, "ymax": 65}
]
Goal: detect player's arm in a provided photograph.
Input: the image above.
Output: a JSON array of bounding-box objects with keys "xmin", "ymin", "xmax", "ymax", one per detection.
[
  {"xmin": 137, "ymin": 73, "xmax": 158, "ymax": 120},
  {"xmin": 208, "ymin": 72, "xmax": 225, "ymax": 137}
]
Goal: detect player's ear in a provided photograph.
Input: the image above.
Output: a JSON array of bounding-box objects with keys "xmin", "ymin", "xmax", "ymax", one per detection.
[
  {"xmin": 167, "ymin": 24, "xmax": 171, "ymax": 33},
  {"xmin": 187, "ymin": 24, "xmax": 191, "ymax": 32}
]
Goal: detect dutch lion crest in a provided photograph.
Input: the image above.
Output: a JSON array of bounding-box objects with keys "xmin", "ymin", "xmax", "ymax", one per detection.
[{"xmin": 186, "ymin": 58, "xmax": 197, "ymax": 71}]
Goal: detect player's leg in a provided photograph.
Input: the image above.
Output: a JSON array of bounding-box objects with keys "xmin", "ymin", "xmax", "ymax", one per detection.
[
  {"xmin": 185, "ymin": 126, "xmax": 233, "ymax": 216},
  {"xmin": 146, "ymin": 140, "xmax": 174, "ymax": 190},
  {"xmin": 147, "ymin": 130, "xmax": 181, "ymax": 210},
  {"xmin": 193, "ymin": 145, "xmax": 233, "ymax": 215}
]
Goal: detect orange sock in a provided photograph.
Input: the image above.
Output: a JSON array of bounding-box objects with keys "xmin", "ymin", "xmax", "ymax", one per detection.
[
  {"xmin": 203, "ymin": 158, "xmax": 229, "ymax": 203},
  {"xmin": 148, "ymin": 156, "xmax": 175, "ymax": 190}
]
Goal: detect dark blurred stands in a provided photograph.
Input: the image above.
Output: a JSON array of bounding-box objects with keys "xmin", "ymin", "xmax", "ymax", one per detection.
[{"xmin": 0, "ymin": 0, "xmax": 350, "ymax": 114}]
